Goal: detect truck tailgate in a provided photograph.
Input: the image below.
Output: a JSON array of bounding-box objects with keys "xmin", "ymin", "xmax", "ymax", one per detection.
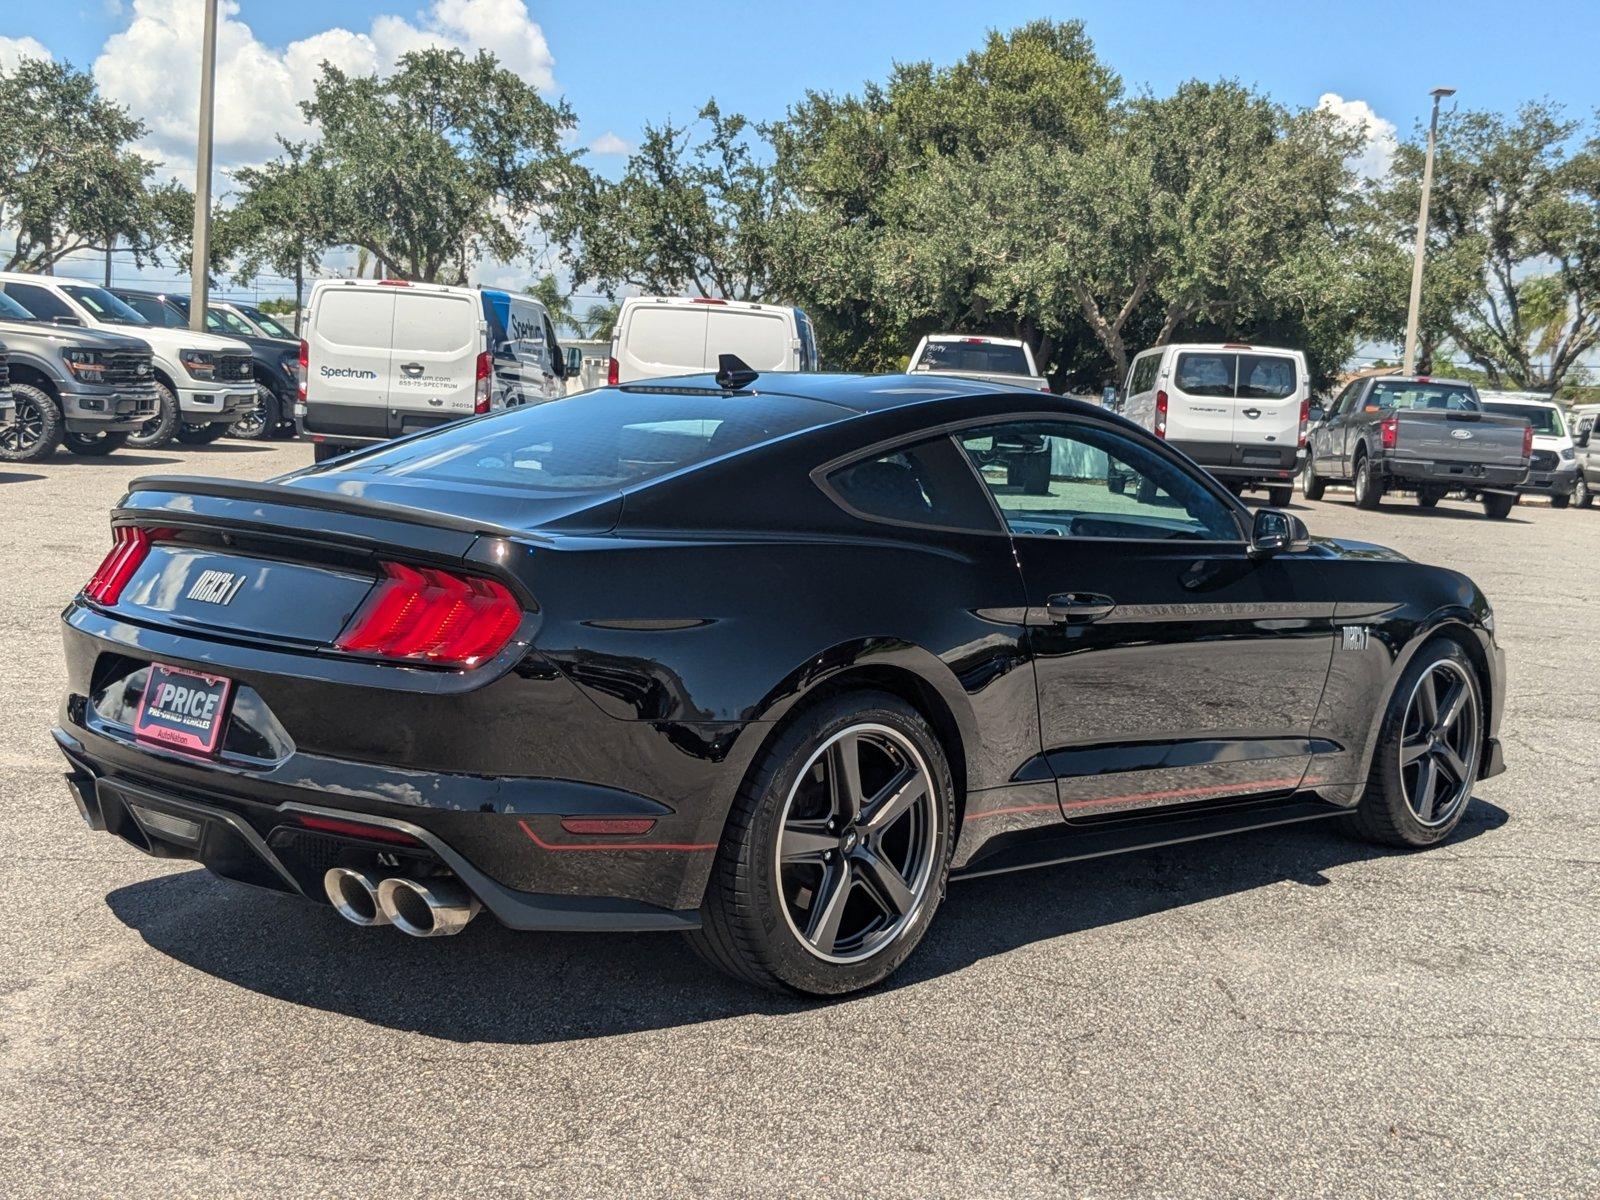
[{"xmin": 1396, "ymin": 411, "xmax": 1528, "ymax": 466}]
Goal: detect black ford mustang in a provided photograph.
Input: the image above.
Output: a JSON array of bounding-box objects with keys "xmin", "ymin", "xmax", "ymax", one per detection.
[{"xmin": 56, "ymin": 370, "xmax": 1506, "ymax": 994}]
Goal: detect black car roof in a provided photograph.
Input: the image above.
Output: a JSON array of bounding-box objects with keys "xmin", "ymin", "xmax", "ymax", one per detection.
[{"xmin": 622, "ymin": 371, "xmax": 1091, "ymax": 417}]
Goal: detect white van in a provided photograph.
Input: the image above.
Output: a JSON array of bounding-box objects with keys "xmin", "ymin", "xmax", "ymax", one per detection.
[
  {"xmin": 300, "ymin": 279, "xmax": 567, "ymax": 460},
  {"xmin": 1122, "ymin": 342, "xmax": 1310, "ymax": 505},
  {"xmin": 608, "ymin": 296, "xmax": 818, "ymax": 384}
]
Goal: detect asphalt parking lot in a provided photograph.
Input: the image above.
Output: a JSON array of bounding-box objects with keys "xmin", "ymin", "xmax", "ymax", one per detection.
[{"xmin": 1, "ymin": 442, "xmax": 1596, "ymax": 1198}]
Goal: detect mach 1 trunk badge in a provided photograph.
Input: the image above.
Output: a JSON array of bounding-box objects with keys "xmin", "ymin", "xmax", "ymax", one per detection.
[{"xmin": 186, "ymin": 569, "xmax": 246, "ymax": 606}]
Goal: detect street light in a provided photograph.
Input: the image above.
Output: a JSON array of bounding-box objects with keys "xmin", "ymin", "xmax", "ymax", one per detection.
[
  {"xmin": 188, "ymin": 0, "xmax": 219, "ymax": 334},
  {"xmin": 1402, "ymin": 86, "xmax": 1457, "ymax": 375}
]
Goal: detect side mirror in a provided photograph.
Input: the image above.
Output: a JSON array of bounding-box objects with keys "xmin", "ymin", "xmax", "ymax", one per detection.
[
  {"xmin": 1249, "ymin": 507, "xmax": 1311, "ymax": 558},
  {"xmin": 1308, "ymin": 403, "xmax": 1326, "ymax": 424},
  {"xmin": 565, "ymin": 347, "xmax": 584, "ymax": 376},
  {"xmin": 1577, "ymin": 428, "xmax": 1591, "ymax": 448},
  {"xmin": 51, "ymin": 315, "xmax": 84, "ymax": 327}
]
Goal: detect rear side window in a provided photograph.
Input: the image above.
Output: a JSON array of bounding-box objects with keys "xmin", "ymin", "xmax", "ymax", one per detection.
[
  {"xmin": 826, "ymin": 437, "xmax": 999, "ymax": 531},
  {"xmin": 795, "ymin": 309, "xmax": 819, "ymax": 371},
  {"xmin": 918, "ymin": 340, "xmax": 1031, "ymax": 376},
  {"xmin": 1174, "ymin": 352, "xmax": 1235, "ymax": 397},
  {"xmin": 315, "ymin": 289, "xmax": 396, "ymax": 348},
  {"xmin": 326, "ymin": 390, "xmax": 846, "ymax": 492},
  {"xmin": 1128, "ymin": 352, "xmax": 1161, "ymax": 394}
]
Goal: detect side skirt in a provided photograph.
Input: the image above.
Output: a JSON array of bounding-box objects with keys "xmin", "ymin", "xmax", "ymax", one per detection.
[{"xmin": 950, "ymin": 793, "xmax": 1345, "ymax": 881}]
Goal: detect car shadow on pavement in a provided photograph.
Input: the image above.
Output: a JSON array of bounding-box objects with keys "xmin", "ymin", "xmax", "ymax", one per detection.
[
  {"xmin": 105, "ymin": 798, "xmax": 1508, "ymax": 1041},
  {"xmin": 0, "ymin": 471, "xmax": 47, "ymax": 484}
]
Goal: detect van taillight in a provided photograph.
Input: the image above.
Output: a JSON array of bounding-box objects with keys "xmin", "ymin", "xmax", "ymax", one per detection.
[
  {"xmin": 606, "ymin": 357, "xmax": 619, "ymax": 386},
  {"xmin": 1154, "ymin": 390, "xmax": 1168, "ymax": 438},
  {"xmin": 84, "ymin": 526, "xmax": 171, "ymax": 606},
  {"xmin": 1521, "ymin": 423, "xmax": 1534, "ymax": 458},
  {"xmin": 474, "ymin": 351, "xmax": 491, "ymax": 414},
  {"xmin": 297, "ymin": 339, "xmax": 308, "ymax": 401},
  {"xmin": 1380, "ymin": 415, "xmax": 1398, "ymax": 449},
  {"xmin": 1298, "ymin": 397, "xmax": 1310, "ymax": 448},
  {"xmin": 335, "ymin": 562, "xmax": 522, "ymax": 668}
]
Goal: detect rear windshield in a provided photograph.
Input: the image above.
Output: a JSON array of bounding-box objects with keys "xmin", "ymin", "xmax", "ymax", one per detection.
[
  {"xmin": 323, "ymin": 390, "xmax": 849, "ymax": 492},
  {"xmin": 1481, "ymin": 402, "xmax": 1564, "ymax": 436},
  {"xmin": 1174, "ymin": 352, "xmax": 1297, "ymax": 399},
  {"xmin": 1369, "ymin": 381, "xmax": 1478, "ymax": 412},
  {"xmin": 917, "ymin": 340, "xmax": 1031, "ymax": 376}
]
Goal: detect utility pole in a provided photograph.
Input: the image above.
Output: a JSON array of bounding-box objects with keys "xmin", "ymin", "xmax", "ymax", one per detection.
[
  {"xmin": 1402, "ymin": 86, "xmax": 1456, "ymax": 375},
  {"xmin": 188, "ymin": 0, "xmax": 219, "ymax": 333}
]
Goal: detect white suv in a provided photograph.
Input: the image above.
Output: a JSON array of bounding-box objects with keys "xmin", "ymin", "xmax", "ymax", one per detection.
[
  {"xmin": 0, "ymin": 273, "xmax": 254, "ymax": 448},
  {"xmin": 1479, "ymin": 391, "xmax": 1581, "ymax": 507}
]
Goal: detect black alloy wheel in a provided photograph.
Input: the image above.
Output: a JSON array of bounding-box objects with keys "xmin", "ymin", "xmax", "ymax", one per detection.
[
  {"xmin": 1301, "ymin": 451, "xmax": 1326, "ymax": 501},
  {"xmin": 1576, "ymin": 473, "xmax": 1592, "ymax": 508},
  {"xmin": 228, "ymin": 383, "xmax": 281, "ymax": 440},
  {"xmin": 0, "ymin": 384, "xmax": 62, "ymax": 462},
  {"xmin": 128, "ymin": 381, "xmax": 178, "ymax": 449}
]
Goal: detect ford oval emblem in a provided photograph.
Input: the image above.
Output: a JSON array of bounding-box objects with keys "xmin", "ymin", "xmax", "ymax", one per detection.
[{"xmin": 1451, "ymin": 429, "xmax": 1473, "ymax": 440}]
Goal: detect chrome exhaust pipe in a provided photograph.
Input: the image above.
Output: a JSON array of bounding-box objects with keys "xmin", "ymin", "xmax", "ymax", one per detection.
[
  {"xmin": 323, "ymin": 867, "xmax": 390, "ymax": 927},
  {"xmin": 376, "ymin": 876, "xmax": 481, "ymax": 938}
]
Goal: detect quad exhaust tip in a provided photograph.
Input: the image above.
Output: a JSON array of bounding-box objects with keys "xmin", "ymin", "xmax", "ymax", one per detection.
[
  {"xmin": 323, "ymin": 867, "xmax": 389, "ymax": 927},
  {"xmin": 376, "ymin": 876, "xmax": 481, "ymax": 938}
]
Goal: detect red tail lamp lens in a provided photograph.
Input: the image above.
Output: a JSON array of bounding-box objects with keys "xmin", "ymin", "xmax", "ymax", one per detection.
[
  {"xmin": 606, "ymin": 356, "xmax": 619, "ymax": 386},
  {"xmin": 335, "ymin": 562, "xmax": 521, "ymax": 667},
  {"xmin": 1521, "ymin": 423, "xmax": 1534, "ymax": 458},
  {"xmin": 474, "ymin": 351, "xmax": 492, "ymax": 414},
  {"xmin": 84, "ymin": 526, "xmax": 170, "ymax": 606},
  {"xmin": 1154, "ymin": 389, "xmax": 1169, "ymax": 438},
  {"xmin": 297, "ymin": 339, "xmax": 308, "ymax": 401},
  {"xmin": 1298, "ymin": 397, "xmax": 1311, "ymax": 448},
  {"xmin": 1380, "ymin": 415, "xmax": 1398, "ymax": 449}
]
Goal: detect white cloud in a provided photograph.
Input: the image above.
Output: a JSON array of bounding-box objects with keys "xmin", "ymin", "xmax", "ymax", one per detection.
[
  {"xmin": 0, "ymin": 35, "xmax": 52, "ymax": 70},
  {"xmin": 92, "ymin": 0, "xmax": 557, "ymax": 175},
  {"xmin": 589, "ymin": 131, "xmax": 632, "ymax": 156},
  {"xmin": 1318, "ymin": 92, "xmax": 1398, "ymax": 182}
]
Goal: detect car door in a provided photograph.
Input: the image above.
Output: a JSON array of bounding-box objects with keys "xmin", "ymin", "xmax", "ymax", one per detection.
[
  {"xmin": 954, "ymin": 416, "xmax": 1336, "ymax": 820},
  {"xmin": 1317, "ymin": 381, "xmax": 1359, "ymax": 475}
]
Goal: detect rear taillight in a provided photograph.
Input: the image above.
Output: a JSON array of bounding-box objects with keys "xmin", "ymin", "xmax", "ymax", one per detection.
[
  {"xmin": 1521, "ymin": 423, "xmax": 1534, "ymax": 458},
  {"xmin": 84, "ymin": 526, "xmax": 168, "ymax": 606},
  {"xmin": 1298, "ymin": 397, "xmax": 1310, "ymax": 448},
  {"xmin": 606, "ymin": 356, "xmax": 619, "ymax": 386},
  {"xmin": 297, "ymin": 339, "xmax": 308, "ymax": 402},
  {"xmin": 1154, "ymin": 390, "xmax": 1168, "ymax": 438},
  {"xmin": 1380, "ymin": 415, "xmax": 1398, "ymax": 449},
  {"xmin": 334, "ymin": 562, "xmax": 521, "ymax": 668},
  {"xmin": 474, "ymin": 351, "xmax": 491, "ymax": 414}
]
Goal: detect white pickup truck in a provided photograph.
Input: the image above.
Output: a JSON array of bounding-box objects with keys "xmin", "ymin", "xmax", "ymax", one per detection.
[{"xmin": 907, "ymin": 334, "xmax": 1051, "ymax": 391}]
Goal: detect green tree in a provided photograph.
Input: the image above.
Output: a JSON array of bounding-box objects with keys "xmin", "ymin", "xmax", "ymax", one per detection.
[
  {"xmin": 0, "ymin": 57, "xmax": 178, "ymax": 273},
  {"xmin": 577, "ymin": 300, "xmax": 619, "ymax": 341},
  {"xmin": 222, "ymin": 144, "xmax": 338, "ymax": 328},
  {"xmin": 524, "ymin": 273, "xmax": 575, "ymax": 332},
  {"xmin": 551, "ymin": 100, "xmax": 778, "ymax": 299},
  {"xmin": 276, "ymin": 48, "xmax": 582, "ymax": 283}
]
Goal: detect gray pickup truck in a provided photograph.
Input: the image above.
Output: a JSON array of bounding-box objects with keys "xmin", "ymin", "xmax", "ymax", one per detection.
[
  {"xmin": 1303, "ymin": 375, "xmax": 1531, "ymax": 519},
  {"xmin": 0, "ymin": 291, "xmax": 158, "ymax": 461}
]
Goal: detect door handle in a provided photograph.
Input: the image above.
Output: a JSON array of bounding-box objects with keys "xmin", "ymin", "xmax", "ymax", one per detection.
[{"xmin": 1046, "ymin": 592, "xmax": 1117, "ymax": 623}]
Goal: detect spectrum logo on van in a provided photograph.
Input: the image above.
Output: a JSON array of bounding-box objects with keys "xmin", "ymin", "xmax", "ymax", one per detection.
[{"xmin": 320, "ymin": 365, "xmax": 379, "ymax": 380}]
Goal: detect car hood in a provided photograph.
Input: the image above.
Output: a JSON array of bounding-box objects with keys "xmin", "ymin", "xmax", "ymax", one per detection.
[
  {"xmin": 0, "ymin": 319, "xmax": 152, "ymax": 352},
  {"xmin": 1306, "ymin": 536, "xmax": 1411, "ymax": 562}
]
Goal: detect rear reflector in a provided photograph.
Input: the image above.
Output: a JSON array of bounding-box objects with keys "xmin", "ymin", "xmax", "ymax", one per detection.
[
  {"xmin": 335, "ymin": 562, "xmax": 521, "ymax": 668},
  {"xmin": 295, "ymin": 813, "xmax": 421, "ymax": 846},
  {"xmin": 474, "ymin": 351, "xmax": 491, "ymax": 414},
  {"xmin": 560, "ymin": 818, "xmax": 657, "ymax": 836},
  {"xmin": 84, "ymin": 526, "xmax": 168, "ymax": 606}
]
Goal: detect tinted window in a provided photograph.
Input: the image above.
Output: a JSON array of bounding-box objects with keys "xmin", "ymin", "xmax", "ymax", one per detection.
[
  {"xmin": 3, "ymin": 282, "xmax": 74, "ymax": 322},
  {"xmin": 1174, "ymin": 352, "xmax": 1235, "ymax": 397},
  {"xmin": 118, "ymin": 294, "xmax": 184, "ymax": 327},
  {"xmin": 325, "ymin": 390, "xmax": 846, "ymax": 492},
  {"xmin": 918, "ymin": 340, "xmax": 1031, "ymax": 376},
  {"xmin": 827, "ymin": 438, "xmax": 999, "ymax": 531},
  {"xmin": 61, "ymin": 285, "xmax": 148, "ymax": 326},
  {"xmin": 957, "ymin": 420, "xmax": 1238, "ymax": 542},
  {"xmin": 1368, "ymin": 381, "xmax": 1478, "ymax": 412},
  {"xmin": 1481, "ymin": 402, "xmax": 1564, "ymax": 436},
  {"xmin": 796, "ymin": 310, "xmax": 819, "ymax": 371},
  {"xmin": 1328, "ymin": 381, "xmax": 1359, "ymax": 417},
  {"xmin": 0, "ymin": 290, "xmax": 39, "ymax": 321},
  {"xmin": 1130, "ymin": 352, "xmax": 1161, "ymax": 394},
  {"xmin": 210, "ymin": 307, "xmax": 256, "ymax": 337},
  {"xmin": 240, "ymin": 307, "xmax": 293, "ymax": 339},
  {"xmin": 1236, "ymin": 354, "xmax": 1297, "ymax": 399}
]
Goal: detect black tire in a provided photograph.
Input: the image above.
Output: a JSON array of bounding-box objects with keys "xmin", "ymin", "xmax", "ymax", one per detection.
[
  {"xmin": 229, "ymin": 383, "xmax": 281, "ymax": 441},
  {"xmin": 175, "ymin": 422, "xmax": 229, "ymax": 445},
  {"xmin": 62, "ymin": 430, "xmax": 130, "ymax": 457},
  {"xmin": 1302, "ymin": 452, "xmax": 1326, "ymax": 501},
  {"xmin": 1481, "ymin": 492, "xmax": 1516, "ymax": 520},
  {"xmin": 688, "ymin": 691, "xmax": 955, "ymax": 995},
  {"xmin": 1136, "ymin": 476, "xmax": 1158, "ymax": 504},
  {"xmin": 1353, "ymin": 450, "xmax": 1383, "ymax": 510},
  {"xmin": 312, "ymin": 441, "xmax": 348, "ymax": 463},
  {"xmin": 1551, "ymin": 491, "xmax": 1570, "ymax": 510},
  {"xmin": 1416, "ymin": 487, "xmax": 1442, "ymax": 509},
  {"xmin": 128, "ymin": 380, "xmax": 178, "ymax": 449},
  {"xmin": 1266, "ymin": 483, "xmax": 1293, "ymax": 508},
  {"xmin": 1348, "ymin": 638, "xmax": 1483, "ymax": 848},
  {"xmin": 1107, "ymin": 472, "xmax": 1126, "ymax": 495},
  {"xmin": 1007, "ymin": 452, "xmax": 1051, "ymax": 495},
  {"xmin": 0, "ymin": 383, "xmax": 64, "ymax": 462},
  {"xmin": 1577, "ymin": 473, "xmax": 1593, "ymax": 508}
]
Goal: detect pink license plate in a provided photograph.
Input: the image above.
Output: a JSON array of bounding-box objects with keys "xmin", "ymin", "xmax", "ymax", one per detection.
[{"xmin": 133, "ymin": 663, "xmax": 234, "ymax": 756}]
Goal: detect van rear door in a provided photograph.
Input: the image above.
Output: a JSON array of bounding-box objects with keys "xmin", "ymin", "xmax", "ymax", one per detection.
[
  {"xmin": 1168, "ymin": 350, "xmax": 1237, "ymax": 443},
  {"xmin": 303, "ymin": 286, "xmax": 395, "ymax": 441},
  {"xmin": 1231, "ymin": 350, "xmax": 1302, "ymax": 469},
  {"xmin": 387, "ymin": 288, "xmax": 481, "ymax": 437},
  {"xmin": 618, "ymin": 304, "xmax": 709, "ymax": 381},
  {"xmin": 706, "ymin": 307, "xmax": 791, "ymax": 371}
]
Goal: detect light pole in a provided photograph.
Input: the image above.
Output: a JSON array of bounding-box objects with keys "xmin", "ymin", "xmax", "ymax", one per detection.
[
  {"xmin": 188, "ymin": 0, "xmax": 219, "ymax": 334},
  {"xmin": 1402, "ymin": 86, "xmax": 1456, "ymax": 375}
]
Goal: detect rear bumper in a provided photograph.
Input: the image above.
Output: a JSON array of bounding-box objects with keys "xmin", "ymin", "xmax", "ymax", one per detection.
[
  {"xmin": 1380, "ymin": 457, "xmax": 1528, "ymax": 490},
  {"xmin": 1512, "ymin": 468, "xmax": 1577, "ymax": 496},
  {"xmin": 1169, "ymin": 437, "xmax": 1302, "ymax": 482}
]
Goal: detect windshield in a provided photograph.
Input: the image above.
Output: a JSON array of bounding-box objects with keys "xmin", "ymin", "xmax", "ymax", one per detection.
[
  {"xmin": 1368, "ymin": 380, "xmax": 1479, "ymax": 412},
  {"xmin": 320, "ymin": 389, "xmax": 849, "ymax": 493},
  {"xmin": 118, "ymin": 294, "xmax": 185, "ymax": 328},
  {"xmin": 0, "ymin": 291, "xmax": 38, "ymax": 322},
  {"xmin": 241, "ymin": 307, "xmax": 294, "ymax": 339},
  {"xmin": 1481, "ymin": 402, "xmax": 1565, "ymax": 436},
  {"xmin": 209, "ymin": 307, "xmax": 258, "ymax": 338},
  {"xmin": 62, "ymin": 285, "xmax": 150, "ymax": 327},
  {"xmin": 917, "ymin": 340, "xmax": 1031, "ymax": 376}
]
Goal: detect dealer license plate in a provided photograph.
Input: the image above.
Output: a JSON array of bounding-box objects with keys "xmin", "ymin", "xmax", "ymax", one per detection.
[{"xmin": 134, "ymin": 663, "xmax": 234, "ymax": 756}]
